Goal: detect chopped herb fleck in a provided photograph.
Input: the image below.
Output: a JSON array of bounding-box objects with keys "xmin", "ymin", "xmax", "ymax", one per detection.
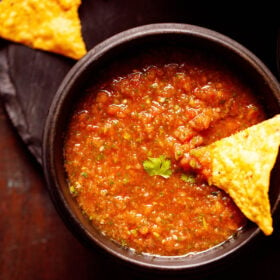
[
  {"xmin": 123, "ymin": 132, "xmax": 131, "ymax": 140},
  {"xmin": 176, "ymin": 150, "xmax": 183, "ymax": 157},
  {"xmin": 123, "ymin": 177, "xmax": 130, "ymax": 184},
  {"xmin": 81, "ymin": 172, "xmax": 88, "ymax": 178},
  {"xmin": 130, "ymin": 229, "xmax": 138, "ymax": 236},
  {"xmin": 69, "ymin": 185, "xmax": 80, "ymax": 196},
  {"xmin": 69, "ymin": 185, "xmax": 76, "ymax": 194},
  {"xmin": 96, "ymin": 153, "xmax": 104, "ymax": 161},
  {"xmin": 120, "ymin": 239, "xmax": 128, "ymax": 247},
  {"xmin": 181, "ymin": 173, "xmax": 196, "ymax": 184}
]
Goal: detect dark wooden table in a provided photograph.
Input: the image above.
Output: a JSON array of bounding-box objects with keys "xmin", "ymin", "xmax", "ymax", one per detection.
[{"xmin": 1, "ymin": 1, "xmax": 280, "ymax": 279}]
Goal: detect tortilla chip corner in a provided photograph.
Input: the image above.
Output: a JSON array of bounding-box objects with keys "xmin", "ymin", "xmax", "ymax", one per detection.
[
  {"xmin": 195, "ymin": 114, "xmax": 280, "ymax": 235},
  {"xmin": 0, "ymin": 0, "xmax": 87, "ymax": 59}
]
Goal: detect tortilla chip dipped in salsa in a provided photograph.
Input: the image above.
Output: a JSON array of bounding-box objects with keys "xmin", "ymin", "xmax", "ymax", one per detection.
[
  {"xmin": 0, "ymin": 0, "xmax": 86, "ymax": 59},
  {"xmin": 188, "ymin": 115, "xmax": 280, "ymax": 235}
]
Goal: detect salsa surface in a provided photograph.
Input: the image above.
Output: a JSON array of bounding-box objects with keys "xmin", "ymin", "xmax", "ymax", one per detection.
[{"xmin": 64, "ymin": 50, "xmax": 265, "ymax": 256}]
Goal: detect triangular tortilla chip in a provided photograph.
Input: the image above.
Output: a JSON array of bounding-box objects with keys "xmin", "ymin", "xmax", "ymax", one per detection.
[
  {"xmin": 190, "ymin": 115, "xmax": 280, "ymax": 235},
  {"xmin": 0, "ymin": 0, "xmax": 86, "ymax": 59}
]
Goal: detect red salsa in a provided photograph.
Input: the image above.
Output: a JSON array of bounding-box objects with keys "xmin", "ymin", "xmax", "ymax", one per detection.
[{"xmin": 64, "ymin": 50, "xmax": 265, "ymax": 256}]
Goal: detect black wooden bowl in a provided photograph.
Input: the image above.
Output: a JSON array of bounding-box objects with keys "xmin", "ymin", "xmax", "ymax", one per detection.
[{"xmin": 43, "ymin": 23, "xmax": 280, "ymax": 273}]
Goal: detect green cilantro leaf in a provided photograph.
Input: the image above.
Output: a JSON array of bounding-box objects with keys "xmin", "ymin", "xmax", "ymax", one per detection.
[{"xmin": 143, "ymin": 155, "xmax": 172, "ymax": 178}]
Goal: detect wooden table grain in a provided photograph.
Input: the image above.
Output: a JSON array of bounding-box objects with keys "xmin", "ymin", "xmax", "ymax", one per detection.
[
  {"xmin": 1, "ymin": 1, "xmax": 280, "ymax": 278},
  {"xmin": 0, "ymin": 101, "xmax": 110, "ymax": 280},
  {"xmin": 1, "ymin": 100, "xmax": 280, "ymax": 280}
]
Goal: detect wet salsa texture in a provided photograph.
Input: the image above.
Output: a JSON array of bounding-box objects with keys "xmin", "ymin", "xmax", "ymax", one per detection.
[{"xmin": 64, "ymin": 49, "xmax": 265, "ymax": 256}]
